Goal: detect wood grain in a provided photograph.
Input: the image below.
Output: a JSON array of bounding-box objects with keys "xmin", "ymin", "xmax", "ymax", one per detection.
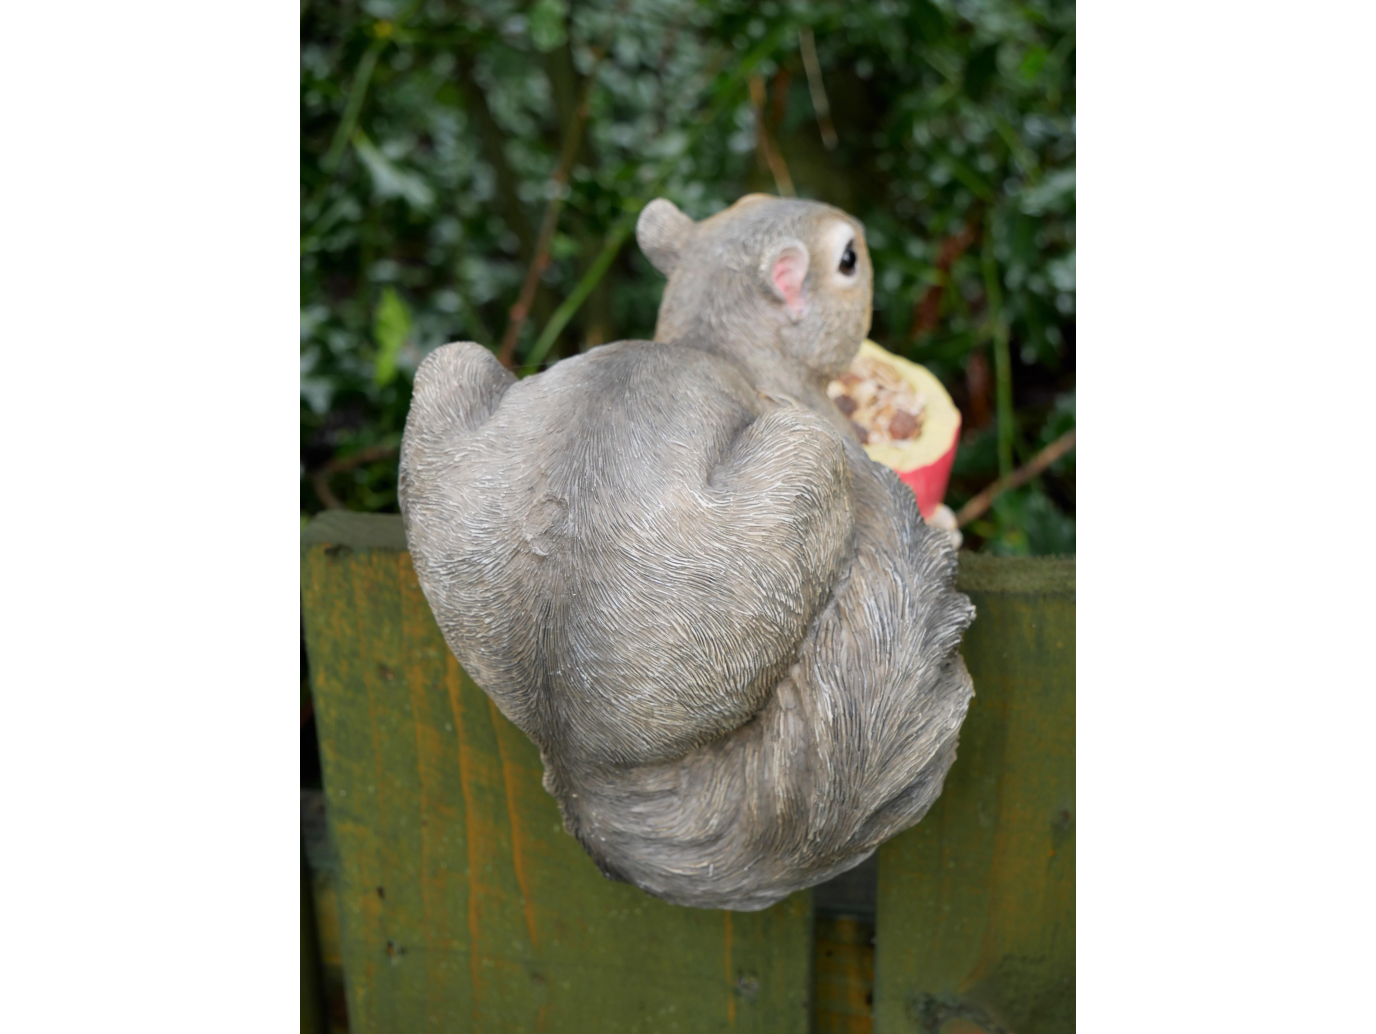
[
  {"xmin": 301, "ymin": 513, "xmax": 1074, "ymax": 1033},
  {"xmin": 873, "ymin": 562, "xmax": 1075, "ymax": 1034},
  {"xmin": 815, "ymin": 916, "xmax": 875, "ymax": 1033},
  {"xmin": 302, "ymin": 516, "xmax": 813, "ymax": 1033}
]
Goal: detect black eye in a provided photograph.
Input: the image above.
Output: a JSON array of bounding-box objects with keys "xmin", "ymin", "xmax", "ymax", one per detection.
[{"xmin": 839, "ymin": 240, "xmax": 857, "ymax": 276}]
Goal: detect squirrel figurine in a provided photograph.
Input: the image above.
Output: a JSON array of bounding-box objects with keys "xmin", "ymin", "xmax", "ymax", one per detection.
[{"xmin": 399, "ymin": 194, "xmax": 974, "ymax": 910}]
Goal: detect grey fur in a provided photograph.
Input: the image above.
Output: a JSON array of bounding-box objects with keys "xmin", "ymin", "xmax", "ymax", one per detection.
[
  {"xmin": 636, "ymin": 198, "xmax": 695, "ymax": 276},
  {"xmin": 400, "ymin": 196, "xmax": 975, "ymax": 910}
]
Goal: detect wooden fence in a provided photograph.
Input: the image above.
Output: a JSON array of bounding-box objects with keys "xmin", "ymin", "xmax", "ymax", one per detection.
[{"xmin": 301, "ymin": 511, "xmax": 1073, "ymax": 1033}]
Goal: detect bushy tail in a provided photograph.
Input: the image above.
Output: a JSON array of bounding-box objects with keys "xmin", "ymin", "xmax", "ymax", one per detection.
[{"xmin": 552, "ymin": 453, "xmax": 975, "ymax": 910}]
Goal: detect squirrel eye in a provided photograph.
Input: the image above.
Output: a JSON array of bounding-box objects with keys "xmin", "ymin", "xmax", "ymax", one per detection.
[{"xmin": 839, "ymin": 241, "xmax": 857, "ymax": 276}]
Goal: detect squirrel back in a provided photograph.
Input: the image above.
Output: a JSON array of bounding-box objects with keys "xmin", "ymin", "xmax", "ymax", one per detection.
[{"xmin": 400, "ymin": 195, "xmax": 974, "ymax": 909}]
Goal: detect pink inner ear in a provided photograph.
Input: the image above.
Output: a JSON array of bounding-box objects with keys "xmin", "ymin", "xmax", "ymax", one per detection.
[{"xmin": 772, "ymin": 249, "xmax": 808, "ymax": 316}]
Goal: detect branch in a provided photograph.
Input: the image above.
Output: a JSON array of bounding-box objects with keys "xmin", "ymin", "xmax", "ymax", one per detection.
[
  {"xmin": 771, "ymin": 69, "xmax": 791, "ymax": 129},
  {"xmin": 954, "ymin": 429, "xmax": 1075, "ymax": 528},
  {"xmin": 798, "ymin": 27, "xmax": 837, "ymax": 150},
  {"xmin": 518, "ymin": 25, "xmax": 793, "ymax": 376},
  {"xmin": 496, "ymin": 56, "xmax": 604, "ymax": 367},
  {"xmin": 981, "ymin": 224, "xmax": 1015, "ymax": 479},
  {"xmin": 309, "ymin": 444, "xmax": 400, "ymax": 511},
  {"xmin": 455, "ymin": 55, "xmax": 538, "ymax": 261},
  {"xmin": 323, "ymin": 39, "xmax": 385, "ymax": 174},
  {"xmin": 321, "ymin": 0, "xmax": 427, "ymax": 175},
  {"xmin": 748, "ymin": 75, "xmax": 795, "ymax": 197},
  {"xmin": 965, "ymin": 348, "xmax": 992, "ymax": 430},
  {"xmin": 908, "ymin": 218, "xmax": 979, "ymax": 341}
]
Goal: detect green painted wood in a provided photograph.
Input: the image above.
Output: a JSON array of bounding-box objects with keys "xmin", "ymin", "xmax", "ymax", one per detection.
[
  {"xmin": 814, "ymin": 916, "xmax": 875, "ymax": 1033},
  {"xmin": 302, "ymin": 512, "xmax": 813, "ymax": 1034},
  {"xmin": 873, "ymin": 556, "xmax": 1074, "ymax": 1034}
]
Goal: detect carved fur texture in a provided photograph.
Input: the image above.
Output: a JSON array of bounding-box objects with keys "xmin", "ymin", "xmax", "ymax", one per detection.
[{"xmin": 400, "ymin": 196, "xmax": 974, "ymax": 910}]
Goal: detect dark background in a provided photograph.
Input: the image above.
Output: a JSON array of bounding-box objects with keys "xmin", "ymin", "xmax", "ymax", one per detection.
[{"xmin": 301, "ymin": 0, "xmax": 1075, "ymax": 554}]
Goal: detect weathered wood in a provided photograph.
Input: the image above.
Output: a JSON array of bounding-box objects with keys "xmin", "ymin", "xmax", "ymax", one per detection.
[
  {"xmin": 814, "ymin": 916, "xmax": 875, "ymax": 1034},
  {"xmin": 302, "ymin": 512, "xmax": 814, "ymax": 1033},
  {"xmin": 302, "ymin": 514, "xmax": 1074, "ymax": 1032},
  {"xmin": 874, "ymin": 554, "xmax": 1074, "ymax": 1034}
]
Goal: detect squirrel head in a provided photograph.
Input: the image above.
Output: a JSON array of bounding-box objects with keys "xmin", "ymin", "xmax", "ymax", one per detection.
[{"xmin": 637, "ymin": 194, "xmax": 874, "ymax": 381}]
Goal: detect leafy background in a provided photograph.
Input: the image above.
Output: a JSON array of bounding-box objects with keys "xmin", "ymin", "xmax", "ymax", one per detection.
[
  {"xmin": 301, "ymin": 0, "xmax": 1074, "ymax": 554},
  {"xmin": 301, "ymin": 10, "xmax": 1074, "ymax": 1017}
]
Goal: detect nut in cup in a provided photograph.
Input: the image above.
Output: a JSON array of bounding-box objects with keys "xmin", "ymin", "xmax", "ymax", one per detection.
[{"xmin": 829, "ymin": 339, "xmax": 961, "ymax": 521}]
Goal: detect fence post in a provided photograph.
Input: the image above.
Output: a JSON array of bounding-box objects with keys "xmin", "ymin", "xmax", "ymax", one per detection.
[
  {"xmin": 873, "ymin": 555, "xmax": 1074, "ymax": 1034},
  {"xmin": 301, "ymin": 511, "xmax": 813, "ymax": 1033}
]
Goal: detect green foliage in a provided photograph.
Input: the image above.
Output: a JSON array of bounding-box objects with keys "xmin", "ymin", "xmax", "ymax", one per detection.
[
  {"xmin": 529, "ymin": 0, "xmax": 571, "ymax": 52},
  {"xmin": 301, "ymin": 0, "xmax": 1075, "ymax": 553},
  {"xmin": 372, "ymin": 286, "xmax": 412, "ymax": 386}
]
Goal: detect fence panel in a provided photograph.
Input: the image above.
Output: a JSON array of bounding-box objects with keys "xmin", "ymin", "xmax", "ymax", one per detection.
[
  {"xmin": 302, "ymin": 512, "xmax": 813, "ymax": 1034},
  {"xmin": 874, "ymin": 555, "xmax": 1075, "ymax": 1034}
]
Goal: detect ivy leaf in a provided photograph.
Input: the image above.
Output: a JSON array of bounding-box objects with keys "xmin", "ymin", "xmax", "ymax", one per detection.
[
  {"xmin": 1047, "ymin": 251, "xmax": 1075, "ymax": 294},
  {"xmin": 353, "ymin": 132, "xmax": 434, "ymax": 210},
  {"xmin": 300, "ymin": 313, "xmax": 335, "ymax": 411},
  {"xmin": 373, "ymin": 287, "xmax": 411, "ymax": 387},
  {"xmin": 907, "ymin": 0, "xmax": 948, "ymax": 45},
  {"xmin": 529, "ymin": 0, "xmax": 568, "ymax": 53},
  {"xmin": 1017, "ymin": 168, "xmax": 1076, "ymax": 216},
  {"xmin": 1019, "ymin": 46, "xmax": 1048, "ymax": 82}
]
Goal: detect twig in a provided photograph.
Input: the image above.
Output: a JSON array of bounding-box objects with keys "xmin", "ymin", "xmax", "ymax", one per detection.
[
  {"xmin": 771, "ymin": 69, "xmax": 791, "ymax": 128},
  {"xmin": 323, "ymin": 39, "xmax": 385, "ymax": 174},
  {"xmin": 965, "ymin": 348, "xmax": 991, "ymax": 430},
  {"xmin": 495, "ymin": 57, "xmax": 604, "ymax": 367},
  {"xmin": 309, "ymin": 444, "xmax": 400, "ymax": 510},
  {"xmin": 518, "ymin": 23, "xmax": 794, "ymax": 376},
  {"xmin": 519, "ymin": 228, "xmax": 625, "ymax": 375},
  {"xmin": 303, "ymin": 0, "xmax": 428, "ymax": 244},
  {"xmin": 321, "ymin": 0, "xmax": 427, "ymax": 175},
  {"xmin": 683, "ymin": 42, "xmax": 733, "ymax": 100},
  {"xmin": 494, "ymin": 0, "xmax": 634, "ymax": 368},
  {"xmin": 981, "ymin": 222, "xmax": 1015, "ymax": 479},
  {"xmin": 798, "ymin": 27, "xmax": 837, "ymax": 150},
  {"xmin": 748, "ymin": 75, "xmax": 795, "ymax": 197},
  {"xmin": 455, "ymin": 54, "xmax": 538, "ymax": 261},
  {"xmin": 955, "ymin": 429, "xmax": 1075, "ymax": 528},
  {"xmin": 908, "ymin": 218, "xmax": 980, "ymax": 341}
]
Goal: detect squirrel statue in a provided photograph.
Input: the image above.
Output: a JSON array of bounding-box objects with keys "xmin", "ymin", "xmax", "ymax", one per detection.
[{"xmin": 399, "ymin": 194, "xmax": 974, "ymax": 910}]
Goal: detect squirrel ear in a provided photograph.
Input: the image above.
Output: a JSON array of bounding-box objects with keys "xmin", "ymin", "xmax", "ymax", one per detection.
[
  {"xmin": 636, "ymin": 198, "xmax": 694, "ymax": 276},
  {"xmin": 762, "ymin": 237, "xmax": 810, "ymax": 319}
]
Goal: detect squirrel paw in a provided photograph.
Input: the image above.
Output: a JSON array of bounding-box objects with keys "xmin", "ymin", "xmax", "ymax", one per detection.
[{"xmin": 925, "ymin": 503, "xmax": 963, "ymax": 550}]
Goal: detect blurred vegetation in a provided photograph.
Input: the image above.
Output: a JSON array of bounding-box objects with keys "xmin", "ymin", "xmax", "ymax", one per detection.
[{"xmin": 301, "ymin": 0, "xmax": 1074, "ymax": 554}]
